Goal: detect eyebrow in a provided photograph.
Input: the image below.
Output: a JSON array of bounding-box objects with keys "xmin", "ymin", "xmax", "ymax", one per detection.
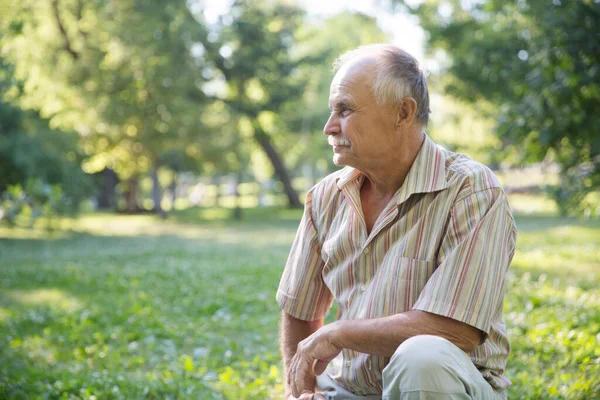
[{"xmin": 329, "ymin": 98, "xmax": 356, "ymax": 110}]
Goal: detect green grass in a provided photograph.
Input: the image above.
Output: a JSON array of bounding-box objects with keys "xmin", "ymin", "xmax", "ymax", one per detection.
[{"xmin": 0, "ymin": 203, "xmax": 599, "ymax": 399}]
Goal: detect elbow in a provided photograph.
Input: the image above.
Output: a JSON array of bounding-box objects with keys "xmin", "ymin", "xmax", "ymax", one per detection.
[
  {"xmin": 461, "ymin": 340, "xmax": 479, "ymax": 354},
  {"xmin": 459, "ymin": 330, "xmax": 485, "ymax": 353}
]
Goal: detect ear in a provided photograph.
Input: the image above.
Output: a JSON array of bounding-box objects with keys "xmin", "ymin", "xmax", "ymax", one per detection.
[{"xmin": 395, "ymin": 97, "xmax": 418, "ymax": 127}]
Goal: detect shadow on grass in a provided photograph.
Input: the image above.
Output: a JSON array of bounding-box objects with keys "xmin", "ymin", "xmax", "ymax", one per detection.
[
  {"xmin": 167, "ymin": 205, "xmax": 303, "ymax": 230},
  {"xmin": 1, "ymin": 268, "xmax": 283, "ymax": 397},
  {"xmin": 0, "ymin": 214, "xmax": 296, "ymax": 399}
]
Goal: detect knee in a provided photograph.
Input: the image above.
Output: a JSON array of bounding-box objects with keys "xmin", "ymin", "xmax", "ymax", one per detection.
[
  {"xmin": 382, "ymin": 336, "xmax": 478, "ymax": 396},
  {"xmin": 383, "ymin": 334, "xmax": 467, "ymax": 390},
  {"xmin": 390, "ymin": 335, "xmax": 456, "ymax": 374}
]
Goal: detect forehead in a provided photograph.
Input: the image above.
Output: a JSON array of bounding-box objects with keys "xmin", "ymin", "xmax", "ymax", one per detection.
[{"xmin": 329, "ymin": 57, "xmax": 377, "ymax": 106}]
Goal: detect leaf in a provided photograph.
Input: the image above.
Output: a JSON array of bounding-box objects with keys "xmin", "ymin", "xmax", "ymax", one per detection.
[{"xmin": 181, "ymin": 354, "xmax": 194, "ymax": 372}]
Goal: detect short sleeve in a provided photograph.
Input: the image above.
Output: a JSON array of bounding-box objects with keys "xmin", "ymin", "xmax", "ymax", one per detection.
[
  {"xmin": 412, "ymin": 187, "xmax": 517, "ymax": 336},
  {"xmin": 276, "ymin": 189, "xmax": 333, "ymax": 321}
]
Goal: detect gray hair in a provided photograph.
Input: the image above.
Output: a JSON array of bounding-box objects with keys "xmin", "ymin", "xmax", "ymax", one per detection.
[{"xmin": 332, "ymin": 44, "xmax": 431, "ymax": 126}]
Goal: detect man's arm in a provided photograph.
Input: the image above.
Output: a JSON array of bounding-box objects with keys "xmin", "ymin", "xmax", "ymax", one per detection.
[
  {"xmin": 288, "ymin": 310, "xmax": 480, "ymax": 398},
  {"xmin": 331, "ymin": 310, "xmax": 481, "ymax": 355},
  {"xmin": 280, "ymin": 311, "xmax": 324, "ymax": 398}
]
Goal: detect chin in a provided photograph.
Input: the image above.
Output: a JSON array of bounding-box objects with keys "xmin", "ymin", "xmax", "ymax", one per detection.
[{"xmin": 333, "ymin": 155, "xmax": 350, "ymax": 167}]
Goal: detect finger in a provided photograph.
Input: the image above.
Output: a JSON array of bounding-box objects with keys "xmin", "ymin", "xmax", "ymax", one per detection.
[
  {"xmin": 287, "ymin": 354, "xmax": 297, "ymax": 386},
  {"xmin": 293, "ymin": 359, "xmax": 308, "ymax": 398},
  {"xmin": 290, "ymin": 359, "xmax": 298, "ymax": 397},
  {"xmin": 313, "ymin": 359, "xmax": 329, "ymax": 376}
]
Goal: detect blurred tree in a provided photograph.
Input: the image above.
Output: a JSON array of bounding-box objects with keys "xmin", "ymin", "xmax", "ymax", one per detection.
[
  {"xmin": 425, "ymin": 94, "xmax": 501, "ymax": 167},
  {"xmin": 0, "ymin": 103, "xmax": 89, "ymax": 203},
  {"xmin": 189, "ymin": 0, "xmax": 313, "ymax": 208},
  {"xmin": 391, "ymin": 0, "xmax": 600, "ymax": 215},
  {"xmin": 1, "ymin": 0, "xmax": 209, "ymax": 216},
  {"xmin": 0, "ymin": 59, "xmax": 90, "ymax": 223}
]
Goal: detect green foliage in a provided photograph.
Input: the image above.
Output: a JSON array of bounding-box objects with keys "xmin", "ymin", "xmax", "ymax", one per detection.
[
  {"xmin": 549, "ymin": 167, "xmax": 600, "ymax": 218},
  {"xmin": 0, "ymin": 112, "xmax": 91, "ymax": 208},
  {"xmin": 1, "ymin": 180, "xmax": 68, "ymax": 228},
  {"xmin": 0, "ymin": 201, "xmax": 598, "ymax": 399},
  {"xmin": 1, "ymin": 0, "xmax": 208, "ymax": 181},
  {"xmin": 395, "ymin": 0, "xmax": 600, "ymax": 215},
  {"xmin": 0, "ymin": 61, "xmax": 91, "ymax": 217},
  {"xmin": 426, "ymin": 96, "xmax": 501, "ymax": 166}
]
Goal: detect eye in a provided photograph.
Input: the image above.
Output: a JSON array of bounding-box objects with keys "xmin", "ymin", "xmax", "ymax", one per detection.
[
  {"xmin": 339, "ymin": 108, "xmax": 351, "ymax": 117},
  {"xmin": 329, "ymin": 106, "xmax": 352, "ymax": 118}
]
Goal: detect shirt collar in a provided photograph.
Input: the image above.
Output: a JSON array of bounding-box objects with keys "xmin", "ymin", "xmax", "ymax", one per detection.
[
  {"xmin": 335, "ymin": 167, "xmax": 363, "ymax": 190},
  {"xmin": 334, "ymin": 134, "xmax": 448, "ymax": 203}
]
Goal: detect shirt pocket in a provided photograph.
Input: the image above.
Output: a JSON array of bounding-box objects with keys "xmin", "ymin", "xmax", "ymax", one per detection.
[{"xmin": 367, "ymin": 256, "xmax": 434, "ymax": 317}]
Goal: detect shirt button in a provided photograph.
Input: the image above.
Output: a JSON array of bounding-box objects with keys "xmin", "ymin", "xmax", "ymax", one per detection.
[
  {"xmin": 362, "ymin": 247, "xmax": 370, "ymax": 254},
  {"xmin": 360, "ymin": 284, "xmax": 366, "ymax": 292},
  {"xmin": 345, "ymin": 360, "xmax": 351, "ymax": 368}
]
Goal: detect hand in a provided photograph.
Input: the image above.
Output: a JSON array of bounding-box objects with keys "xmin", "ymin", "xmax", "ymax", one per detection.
[{"xmin": 287, "ymin": 322, "xmax": 343, "ymax": 398}]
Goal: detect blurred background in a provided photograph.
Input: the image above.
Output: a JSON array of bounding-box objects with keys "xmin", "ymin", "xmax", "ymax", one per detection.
[{"xmin": 0, "ymin": 0, "xmax": 598, "ymax": 399}]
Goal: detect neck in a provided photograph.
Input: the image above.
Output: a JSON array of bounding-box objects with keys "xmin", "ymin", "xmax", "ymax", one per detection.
[{"xmin": 360, "ymin": 130, "xmax": 425, "ymax": 198}]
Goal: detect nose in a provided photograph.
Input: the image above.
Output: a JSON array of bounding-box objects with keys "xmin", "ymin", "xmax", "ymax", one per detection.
[{"xmin": 323, "ymin": 113, "xmax": 339, "ymax": 136}]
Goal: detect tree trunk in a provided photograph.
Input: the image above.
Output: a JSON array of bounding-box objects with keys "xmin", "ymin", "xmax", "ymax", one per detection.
[
  {"xmin": 212, "ymin": 175, "xmax": 221, "ymax": 207},
  {"xmin": 151, "ymin": 167, "xmax": 166, "ymax": 219},
  {"xmin": 232, "ymin": 169, "xmax": 243, "ymax": 220},
  {"xmin": 97, "ymin": 168, "xmax": 118, "ymax": 210},
  {"xmin": 125, "ymin": 176, "xmax": 139, "ymax": 214},
  {"xmin": 303, "ymin": 162, "xmax": 315, "ymax": 191},
  {"xmin": 253, "ymin": 123, "xmax": 301, "ymax": 208},
  {"xmin": 170, "ymin": 171, "xmax": 177, "ymax": 209}
]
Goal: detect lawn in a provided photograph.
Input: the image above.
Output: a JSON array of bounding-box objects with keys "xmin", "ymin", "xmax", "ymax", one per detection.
[{"xmin": 0, "ymin": 203, "xmax": 599, "ymax": 399}]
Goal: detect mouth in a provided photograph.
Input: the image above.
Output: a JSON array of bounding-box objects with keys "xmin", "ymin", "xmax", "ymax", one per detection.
[
  {"xmin": 332, "ymin": 145, "xmax": 349, "ymax": 152},
  {"xmin": 328, "ymin": 137, "xmax": 351, "ymax": 148}
]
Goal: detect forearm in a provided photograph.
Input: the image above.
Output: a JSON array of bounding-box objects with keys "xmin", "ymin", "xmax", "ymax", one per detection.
[
  {"xmin": 280, "ymin": 311, "xmax": 324, "ymax": 395},
  {"xmin": 332, "ymin": 310, "xmax": 481, "ymax": 356}
]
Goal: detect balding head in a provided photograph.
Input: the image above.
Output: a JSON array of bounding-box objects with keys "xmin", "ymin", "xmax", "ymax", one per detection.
[{"xmin": 333, "ymin": 44, "xmax": 430, "ymax": 126}]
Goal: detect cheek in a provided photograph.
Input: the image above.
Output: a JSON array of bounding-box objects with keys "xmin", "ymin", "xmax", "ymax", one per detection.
[{"xmin": 341, "ymin": 117, "xmax": 365, "ymax": 141}]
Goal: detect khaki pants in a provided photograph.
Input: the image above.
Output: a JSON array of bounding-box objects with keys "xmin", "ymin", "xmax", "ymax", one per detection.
[{"xmin": 316, "ymin": 335, "xmax": 506, "ymax": 400}]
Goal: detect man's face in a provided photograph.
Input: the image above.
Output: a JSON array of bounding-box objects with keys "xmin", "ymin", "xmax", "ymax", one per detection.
[{"xmin": 323, "ymin": 58, "xmax": 397, "ymax": 169}]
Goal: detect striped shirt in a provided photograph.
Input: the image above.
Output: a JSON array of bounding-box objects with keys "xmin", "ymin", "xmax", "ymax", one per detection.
[{"xmin": 277, "ymin": 135, "xmax": 517, "ymax": 395}]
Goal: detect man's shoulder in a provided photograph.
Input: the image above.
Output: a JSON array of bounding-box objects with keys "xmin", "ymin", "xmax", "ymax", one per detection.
[
  {"xmin": 443, "ymin": 149, "xmax": 503, "ymax": 198},
  {"xmin": 306, "ymin": 167, "xmax": 349, "ymax": 214},
  {"xmin": 310, "ymin": 167, "xmax": 351, "ymax": 194}
]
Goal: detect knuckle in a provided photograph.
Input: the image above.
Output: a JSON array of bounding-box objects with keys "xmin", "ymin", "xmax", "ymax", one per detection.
[{"xmin": 296, "ymin": 341, "xmax": 306, "ymax": 353}]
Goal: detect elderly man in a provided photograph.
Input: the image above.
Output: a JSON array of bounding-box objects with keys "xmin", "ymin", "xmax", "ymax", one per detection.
[{"xmin": 276, "ymin": 44, "xmax": 516, "ymax": 400}]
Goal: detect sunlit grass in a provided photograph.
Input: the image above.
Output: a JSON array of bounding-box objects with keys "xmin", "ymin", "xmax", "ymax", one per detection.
[
  {"xmin": 512, "ymin": 219, "xmax": 600, "ymax": 280},
  {"xmin": 508, "ymin": 193, "xmax": 558, "ymax": 215},
  {"xmin": 0, "ymin": 308, "xmax": 9, "ymax": 323},
  {"xmin": 0, "ymin": 198, "xmax": 598, "ymax": 399},
  {"xmin": 6, "ymin": 289, "xmax": 81, "ymax": 311}
]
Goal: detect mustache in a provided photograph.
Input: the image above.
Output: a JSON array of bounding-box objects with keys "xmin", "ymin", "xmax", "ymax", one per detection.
[{"xmin": 328, "ymin": 137, "xmax": 351, "ymax": 146}]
